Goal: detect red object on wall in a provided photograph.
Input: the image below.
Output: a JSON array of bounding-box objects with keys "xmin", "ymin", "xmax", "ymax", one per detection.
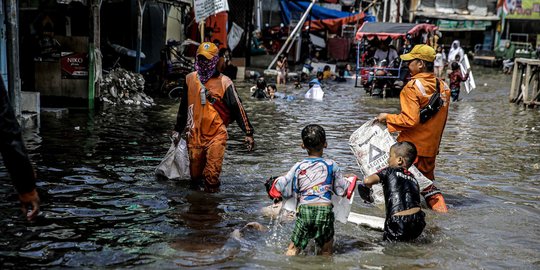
[
  {"xmin": 61, "ymin": 52, "xmax": 88, "ymax": 79},
  {"xmin": 327, "ymin": 37, "xmax": 352, "ymax": 60}
]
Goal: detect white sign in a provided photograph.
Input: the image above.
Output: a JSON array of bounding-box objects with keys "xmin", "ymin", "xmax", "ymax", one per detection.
[
  {"xmin": 227, "ymin": 22, "xmax": 244, "ymax": 51},
  {"xmin": 194, "ymin": 0, "xmax": 229, "ymax": 23}
]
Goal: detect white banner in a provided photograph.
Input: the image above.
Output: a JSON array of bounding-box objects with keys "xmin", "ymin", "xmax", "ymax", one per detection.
[
  {"xmin": 227, "ymin": 22, "xmax": 244, "ymax": 51},
  {"xmin": 194, "ymin": 0, "xmax": 229, "ymax": 23}
]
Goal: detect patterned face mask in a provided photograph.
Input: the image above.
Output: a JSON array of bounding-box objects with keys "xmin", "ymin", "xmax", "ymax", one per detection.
[{"xmin": 194, "ymin": 55, "xmax": 219, "ymax": 84}]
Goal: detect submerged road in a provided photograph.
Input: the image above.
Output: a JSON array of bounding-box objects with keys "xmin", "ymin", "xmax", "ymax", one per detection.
[{"xmin": 0, "ymin": 65, "xmax": 539, "ymax": 269}]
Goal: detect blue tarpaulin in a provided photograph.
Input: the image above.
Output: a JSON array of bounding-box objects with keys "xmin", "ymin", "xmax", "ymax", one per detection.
[{"xmin": 279, "ymin": 0, "xmax": 358, "ymax": 26}]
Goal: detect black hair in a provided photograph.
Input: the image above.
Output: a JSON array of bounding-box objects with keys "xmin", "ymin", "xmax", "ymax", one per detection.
[
  {"xmin": 301, "ymin": 124, "xmax": 326, "ymax": 152},
  {"xmin": 256, "ymin": 77, "xmax": 267, "ymax": 89},
  {"xmin": 424, "ymin": 60, "xmax": 434, "ymax": 72},
  {"xmin": 390, "ymin": 141, "xmax": 417, "ymax": 167},
  {"xmin": 267, "ymin": 84, "xmax": 276, "ymax": 91},
  {"xmin": 451, "ymin": 61, "xmax": 460, "ymax": 70},
  {"xmin": 317, "ymin": 71, "xmax": 323, "ymax": 78},
  {"xmin": 323, "ymin": 65, "xmax": 330, "ymax": 71}
]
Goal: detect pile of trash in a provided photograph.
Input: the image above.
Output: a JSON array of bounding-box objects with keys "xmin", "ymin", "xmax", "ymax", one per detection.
[{"xmin": 99, "ymin": 68, "xmax": 155, "ymax": 106}]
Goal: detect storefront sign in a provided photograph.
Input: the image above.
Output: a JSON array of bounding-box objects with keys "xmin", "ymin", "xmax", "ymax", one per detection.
[
  {"xmin": 437, "ymin": 20, "xmax": 492, "ymax": 31},
  {"xmin": 227, "ymin": 22, "xmax": 243, "ymax": 51},
  {"xmin": 506, "ymin": 0, "xmax": 540, "ymax": 20},
  {"xmin": 194, "ymin": 0, "xmax": 229, "ymax": 23},
  {"xmin": 61, "ymin": 53, "xmax": 88, "ymax": 79}
]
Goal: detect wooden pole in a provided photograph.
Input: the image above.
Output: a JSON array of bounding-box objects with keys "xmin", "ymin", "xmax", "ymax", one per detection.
[
  {"xmin": 5, "ymin": 0, "xmax": 21, "ymax": 117},
  {"xmin": 523, "ymin": 63, "xmax": 531, "ymax": 104},
  {"xmin": 509, "ymin": 59, "xmax": 519, "ymax": 102},
  {"xmin": 88, "ymin": 0, "xmax": 102, "ymax": 109},
  {"xmin": 245, "ymin": 0, "xmax": 254, "ymax": 67}
]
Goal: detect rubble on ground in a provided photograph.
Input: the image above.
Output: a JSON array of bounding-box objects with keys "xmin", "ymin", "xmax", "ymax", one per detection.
[{"xmin": 99, "ymin": 68, "xmax": 155, "ymax": 106}]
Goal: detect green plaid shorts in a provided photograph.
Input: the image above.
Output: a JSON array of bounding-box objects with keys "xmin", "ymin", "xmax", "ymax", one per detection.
[{"xmin": 291, "ymin": 204, "xmax": 334, "ymax": 249}]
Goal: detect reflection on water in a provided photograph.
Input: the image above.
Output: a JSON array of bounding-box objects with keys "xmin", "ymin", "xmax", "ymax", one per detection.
[{"xmin": 0, "ymin": 66, "xmax": 539, "ymax": 268}]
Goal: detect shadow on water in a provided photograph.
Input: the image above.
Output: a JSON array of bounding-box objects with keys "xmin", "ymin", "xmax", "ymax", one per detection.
[{"xmin": 0, "ymin": 65, "xmax": 539, "ymax": 268}]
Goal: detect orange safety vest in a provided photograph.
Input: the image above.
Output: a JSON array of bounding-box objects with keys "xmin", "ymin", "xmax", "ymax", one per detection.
[
  {"xmin": 185, "ymin": 72, "xmax": 232, "ymax": 148},
  {"xmin": 386, "ymin": 73, "xmax": 450, "ymax": 157}
]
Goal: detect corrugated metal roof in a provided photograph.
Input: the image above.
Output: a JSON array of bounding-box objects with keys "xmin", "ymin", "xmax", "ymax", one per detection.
[{"xmin": 415, "ymin": 10, "xmax": 500, "ymax": 21}]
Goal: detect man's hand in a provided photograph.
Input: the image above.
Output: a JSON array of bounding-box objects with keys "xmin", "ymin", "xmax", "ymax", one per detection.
[
  {"xmin": 172, "ymin": 131, "xmax": 180, "ymax": 145},
  {"xmin": 245, "ymin": 135, "xmax": 255, "ymax": 152},
  {"xmin": 19, "ymin": 189, "xmax": 40, "ymax": 221},
  {"xmin": 376, "ymin": 113, "xmax": 388, "ymax": 124}
]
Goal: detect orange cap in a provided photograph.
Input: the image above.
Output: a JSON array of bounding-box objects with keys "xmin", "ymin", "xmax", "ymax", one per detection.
[{"xmin": 196, "ymin": 42, "xmax": 219, "ymax": 59}]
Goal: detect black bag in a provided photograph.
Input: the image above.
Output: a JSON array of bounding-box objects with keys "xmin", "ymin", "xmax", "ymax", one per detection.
[{"xmin": 419, "ymin": 79, "xmax": 443, "ymax": 123}]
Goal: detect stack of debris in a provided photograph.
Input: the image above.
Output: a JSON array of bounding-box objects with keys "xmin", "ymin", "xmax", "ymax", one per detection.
[{"xmin": 99, "ymin": 68, "xmax": 155, "ymax": 106}]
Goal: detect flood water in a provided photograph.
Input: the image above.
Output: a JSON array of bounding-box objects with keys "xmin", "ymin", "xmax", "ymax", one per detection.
[{"xmin": 1, "ymin": 66, "xmax": 539, "ymax": 269}]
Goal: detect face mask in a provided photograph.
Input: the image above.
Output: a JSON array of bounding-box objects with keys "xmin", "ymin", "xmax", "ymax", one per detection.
[{"xmin": 195, "ymin": 55, "xmax": 219, "ymax": 84}]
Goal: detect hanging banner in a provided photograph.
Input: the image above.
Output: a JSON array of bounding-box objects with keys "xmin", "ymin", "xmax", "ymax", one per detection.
[
  {"xmin": 194, "ymin": 0, "xmax": 229, "ymax": 23},
  {"xmin": 437, "ymin": 19, "xmax": 492, "ymax": 31},
  {"xmin": 227, "ymin": 22, "xmax": 244, "ymax": 51},
  {"xmin": 506, "ymin": 0, "xmax": 540, "ymax": 20}
]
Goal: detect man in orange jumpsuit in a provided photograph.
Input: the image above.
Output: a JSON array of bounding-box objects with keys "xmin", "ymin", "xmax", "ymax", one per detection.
[
  {"xmin": 174, "ymin": 42, "xmax": 254, "ymax": 193},
  {"xmin": 376, "ymin": 45, "xmax": 449, "ymax": 213}
]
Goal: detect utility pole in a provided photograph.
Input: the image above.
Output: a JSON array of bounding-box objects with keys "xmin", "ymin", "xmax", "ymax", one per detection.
[{"xmin": 5, "ymin": 0, "xmax": 21, "ymax": 117}]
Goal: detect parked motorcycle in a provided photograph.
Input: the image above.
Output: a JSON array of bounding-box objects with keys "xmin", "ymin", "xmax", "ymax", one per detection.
[{"xmin": 363, "ymin": 58, "xmax": 405, "ymax": 98}]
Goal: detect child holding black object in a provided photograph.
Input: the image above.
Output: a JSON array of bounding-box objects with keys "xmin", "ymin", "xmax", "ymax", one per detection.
[
  {"xmin": 357, "ymin": 141, "xmax": 426, "ymax": 242},
  {"xmin": 266, "ymin": 124, "xmax": 356, "ymax": 256}
]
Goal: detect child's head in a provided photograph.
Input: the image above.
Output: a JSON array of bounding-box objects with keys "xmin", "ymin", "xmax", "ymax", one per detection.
[
  {"xmin": 323, "ymin": 65, "xmax": 331, "ymax": 71},
  {"xmin": 316, "ymin": 71, "xmax": 323, "ymax": 80},
  {"xmin": 388, "ymin": 141, "xmax": 417, "ymax": 168},
  {"xmin": 301, "ymin": 124, "xmax": 327, "ymax": 154},
  {"xmin": 267, "ymin": 84, "xmax": 276, "ymax": 93},
  {"xmin": 454, "ymin": 54, "xmax": 461, "ymax": 62},
  {"xmin": 451, "ymin": 62, "xmax": 460, "ymax": 71},
  {"xmin": 436, "ymin": 46, "xmax": 443, "ymax": 53},
  {"xmin": 256, "ymin": 77, "xmax": 267, "ymax": 89}
]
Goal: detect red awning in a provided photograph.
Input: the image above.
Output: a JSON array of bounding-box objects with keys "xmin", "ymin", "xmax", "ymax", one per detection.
[{"xmin": 304, "ymin": 13, "xmax": 364, "ymax": 33}]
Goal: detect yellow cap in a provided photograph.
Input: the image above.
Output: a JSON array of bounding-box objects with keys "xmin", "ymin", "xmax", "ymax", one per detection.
[
  {"xmin": 400, "ymin": 44, "xmax": 436, "ymax": 62},
  {"xmin": 196, "ymin": 42, "xmax": 219, "ymax": 59}
]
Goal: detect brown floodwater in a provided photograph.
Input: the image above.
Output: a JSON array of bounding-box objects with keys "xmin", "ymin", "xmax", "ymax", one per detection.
[{"xmin": 1, "ymin": 65, "xmax": 539, "ymax": 269}]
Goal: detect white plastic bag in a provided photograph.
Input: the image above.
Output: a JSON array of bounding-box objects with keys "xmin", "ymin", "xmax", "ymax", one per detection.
[
  {"xmin": 155, "ymin": 138, "xmax": 190, "ymax": 180},
  {"xmin": 305, "ymin": 84, "xmax": 324, "ymax": 100}
]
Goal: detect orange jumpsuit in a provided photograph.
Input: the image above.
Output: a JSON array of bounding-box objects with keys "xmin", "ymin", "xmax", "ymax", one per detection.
[
  {"xmin": 175, "ymin": 72, "xmax": 253, "ymax": 190},
  {"xmin": 386, "ymin": 72, "xmax": 450, "ymax": 211}
]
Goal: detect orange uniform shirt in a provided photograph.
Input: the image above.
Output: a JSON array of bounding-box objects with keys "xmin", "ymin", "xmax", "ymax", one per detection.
[
  {"xmin": 386, "ymin": 73, "xmax": 450, "ymax": 157},
  {"xmin": 185, "ymin": 72, "xmax": 230, "ymax": 147}
]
